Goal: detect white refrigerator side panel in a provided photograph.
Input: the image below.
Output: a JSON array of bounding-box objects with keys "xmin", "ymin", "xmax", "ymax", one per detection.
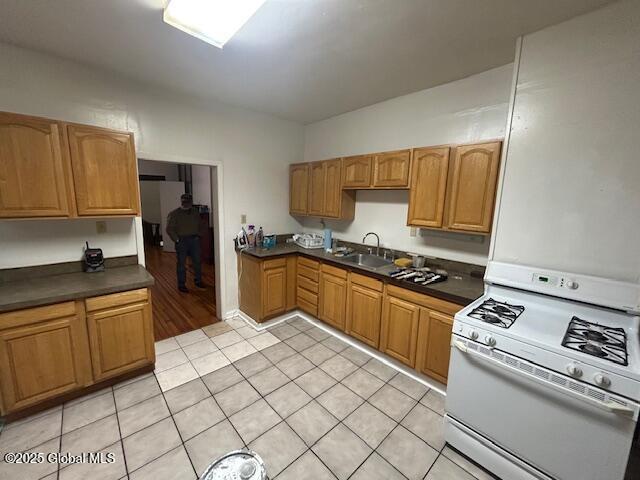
[{"xmin": 491, "ymin": 0, "xmax": 640, "ymax": 283}]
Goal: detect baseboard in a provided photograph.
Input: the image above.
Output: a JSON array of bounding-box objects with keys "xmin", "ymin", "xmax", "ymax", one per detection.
[{"xmin": 232, "ymin": 308, "xmax": 447, "ymax": 395}]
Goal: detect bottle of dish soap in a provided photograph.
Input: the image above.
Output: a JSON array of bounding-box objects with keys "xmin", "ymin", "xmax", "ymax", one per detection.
[
  {"xmin": 247, "ymin": 225, "xmax": 255, "ymax": 247},
  {"xmin": 256, "ymin": 227, "xmax": 264, "ymax": 249}
]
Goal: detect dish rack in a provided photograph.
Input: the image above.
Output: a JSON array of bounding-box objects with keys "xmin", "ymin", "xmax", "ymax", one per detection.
[{"xmin": 293, "ymin": 233, "xmax": 324, "ymax": 249}]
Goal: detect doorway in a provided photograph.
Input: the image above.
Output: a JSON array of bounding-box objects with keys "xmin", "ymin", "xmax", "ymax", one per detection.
[{"xmin": 137, "ymin": 159, "xmax": 220, "ymax": 340}]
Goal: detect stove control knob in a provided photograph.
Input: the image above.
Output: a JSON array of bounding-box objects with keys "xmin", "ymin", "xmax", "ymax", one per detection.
[
  {"xmin": 469, "ymin": 329, "xmax": 479, "ymax": 340},
  {"xmin": 594, "ymin": 373, "xmax": 611, "ymax": 388},
  {"xmin": 484, "ymin": 335, "xmax": 496, "ymax": 347},
  {"xmin": 566, "ymin": 280, "xmax": 579, "ymax": 290},
  {"xmin": 566, "ymin": 364, "xmax": 582, "ymax": 377}
]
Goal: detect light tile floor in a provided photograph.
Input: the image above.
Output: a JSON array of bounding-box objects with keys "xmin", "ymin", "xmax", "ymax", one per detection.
[{"xmin": 0, "ymin": 315, "xmax": 498, "ymax": 480}]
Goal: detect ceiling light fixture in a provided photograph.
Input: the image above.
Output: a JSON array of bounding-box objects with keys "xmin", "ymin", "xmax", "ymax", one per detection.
[{"xmin": 163, "ymin": 0, "xmax": 267, "ymax": 49}]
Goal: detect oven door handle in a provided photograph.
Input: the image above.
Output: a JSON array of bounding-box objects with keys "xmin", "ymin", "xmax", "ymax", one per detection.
[{"xmin": 451, "ymin": 339, "xmax": 636, "ymax": 417}]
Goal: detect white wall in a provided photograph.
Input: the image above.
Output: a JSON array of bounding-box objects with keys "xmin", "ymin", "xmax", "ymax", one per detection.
[
  {"xmin": 0, "ymin": 43, "xmax": 305, "ymax": 315},
  {"xmin": 491, "ymin": 0, "xmax": 640, "ymax": 283},
  {"xmin": 0, "ymin": 218, "xmax": 137, "ymax": 268},
  {"xmin": 300, "ymin": 65, "xmax": 513, "ymax": 265}
]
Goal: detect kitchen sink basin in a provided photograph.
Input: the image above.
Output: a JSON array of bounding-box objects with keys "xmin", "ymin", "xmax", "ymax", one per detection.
[{"xmin": 340, "ymin": 253, "xmax": 393, "ymax": 269}]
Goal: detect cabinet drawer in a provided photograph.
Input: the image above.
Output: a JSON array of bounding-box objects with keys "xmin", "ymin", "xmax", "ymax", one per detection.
[
  {"xmin": 0, "ymin": 301, "xmax": 77, "ymax": 329},
  {"xmin": 263, "ymin": 258, "xmax": 286, "ymax": 270},
  {"xmin": 297, "ymin": 286, "xmax": 318, "ymax": 306},
  {"xmin": 298, "ymin": 297, "xmax": 318, "ymax": 317},
  {"xmin": 297, "ymin": 275, "xmax": 319, "ymax": 294},
  {"xmin": 86, "ymin": 288, "xmax": 148, "ymax": 312},
  {"xmin": 298, "ymin": 256, "xmax": 320, "ymax": 270},
  {"xmin": 321, "ymin": 263, "xmax": 347, "ymax": 280},
  {"xmin": 350, "ymin": 272, "xmax": 383, "ymax": 292},
  {"xmin": 298, "ymin": 265, "xmax": 319, "ymax": 283}
]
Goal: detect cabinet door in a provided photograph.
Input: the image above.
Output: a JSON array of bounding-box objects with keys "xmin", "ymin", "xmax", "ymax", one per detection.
[
  {"xmin": 373, "ymin": 150, "xmax": 411, "ymax": 188},
  {"xmin": 0, "ymin": 112, "xmax": 73, "ymax": 218},
  {"xmin": 407, "ymin": 147, "xmax": 450, "ymax": 228},
  {"xmin": 68, "ymin": 124, "xmax": 140, "ymax": 216},
  {"xmin": 323, "ymin": 159, "xmax": 342, "ymax": 217},
  {"xmin": 0, "ymin": 302, "xmax": 92, "ymax": 413},
  {"xmin": 319, "ymin": 273, "xmax": 347, "ymax": 331},
  {"xmin": 446, "ymin": 142, "xmax": 501, "ymax": 233},
  {"xmin": 342, "ymin": 155, "xmax": 372, "ymax": 188},
  {"xmin": 346, "ymin": 283, "xmax": 382, "ymax": 348},
  {"xmin": 87, "ymin": 299, "xmax": 155, "ymax": 382},
  {"xmin": 380, "ymin": 295, "xmax": 420, "ymax": 367},
  {"xmin": 307, "ymin": 162, "xmax": 326, "ymax": 216},
  {"xmin": 289, "ymin": 163, "xmax": 309, "ymax": 215},
  {"xmin": 262, "ymin": 266, "xmax": 287, "ymax": 318},
  {"xmin": 416, "ymin": 309, "xmax": 453, "ymax": 383}
]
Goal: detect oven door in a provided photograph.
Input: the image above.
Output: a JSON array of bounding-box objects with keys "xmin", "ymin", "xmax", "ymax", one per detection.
[{"xmin": 446, "ymin": 335, "xmax": 639, "ymax": 480}]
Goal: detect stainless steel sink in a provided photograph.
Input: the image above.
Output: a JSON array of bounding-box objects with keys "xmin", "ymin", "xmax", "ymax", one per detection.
[{"xmin": 340, "ymin": 253, "xmax": 393, "ymax": 270}]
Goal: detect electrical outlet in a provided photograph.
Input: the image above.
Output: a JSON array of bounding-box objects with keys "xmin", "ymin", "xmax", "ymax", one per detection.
[
  {"xmin": 240, "ymin": 214, "xmax": 247, "ymax": 224},
  {"xmin": 96, "ymin": 221, "xmax": 107, "ymax": 234},
  {"xmin": 409, "ymin": 227, "xmax": 417, "ymax": 237}
]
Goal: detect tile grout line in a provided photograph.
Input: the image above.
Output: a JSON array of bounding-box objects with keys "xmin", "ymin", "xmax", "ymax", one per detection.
[
  {"xmin": 110, "ymin": 387, "xmax": 130, "ymax": 479},
  {"xmin": 154, "ymin": 374, "xmax": 200, "ymax": 479}
]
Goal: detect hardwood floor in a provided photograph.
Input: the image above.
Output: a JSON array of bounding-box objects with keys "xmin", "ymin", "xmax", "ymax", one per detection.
[{"xmin": 144, "ymin": 245, "xmax": 218, "ymax": 341}]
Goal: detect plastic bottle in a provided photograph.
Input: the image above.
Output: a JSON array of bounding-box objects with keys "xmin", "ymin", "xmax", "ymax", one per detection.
[
  {"xmin": 247, "ymin": 225, "xmax": 255, "ymax": 247},
  {"xmin": 256, "ymin": 227, "xmax": 264, "ymax": 249},
  {"xmin": 324, "ymin": 228, "xmax": 332, "ymax": 251}
]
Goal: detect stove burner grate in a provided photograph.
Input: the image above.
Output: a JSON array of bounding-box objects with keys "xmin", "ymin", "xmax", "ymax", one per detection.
[
  {"xmin": 467, "ymin": 298, "xmax": 525, "ymax": 328},
  {"xmin": 561, "ymin": 316, "xmax": 628, "ymax": 366}
]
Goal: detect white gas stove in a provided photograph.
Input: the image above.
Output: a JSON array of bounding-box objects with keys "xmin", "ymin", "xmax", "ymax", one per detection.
[{"xmin": 445, "ymin": 262, "xmax": 640, "ymax": 480}]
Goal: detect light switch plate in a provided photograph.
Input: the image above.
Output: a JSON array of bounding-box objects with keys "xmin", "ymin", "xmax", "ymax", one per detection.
[
  {"xmin": 409, "ymin": 227, "xmax": 417, "ymax": 237},
  {"xmin": 96, "ymin": 221, "xmax": 107, "ymax": 234},
  {"xmin": 240, "ymin": 214, "xmax": 247, "ymax": 224}
]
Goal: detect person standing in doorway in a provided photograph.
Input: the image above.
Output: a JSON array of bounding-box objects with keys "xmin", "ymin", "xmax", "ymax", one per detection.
[{"xmin": 166, "ymin": 193, "xmax": 206, "ymax": 293}]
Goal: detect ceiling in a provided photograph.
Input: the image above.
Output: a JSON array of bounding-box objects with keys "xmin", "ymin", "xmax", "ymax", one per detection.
[{"xmin": 0, "ymin": 0, "xmax": 615, "ymax": 123}]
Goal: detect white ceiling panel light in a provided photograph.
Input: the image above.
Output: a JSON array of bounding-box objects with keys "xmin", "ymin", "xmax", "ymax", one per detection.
[{"xmin": 163, "ymin": 0, "xmax": 267, "ymax": 48}]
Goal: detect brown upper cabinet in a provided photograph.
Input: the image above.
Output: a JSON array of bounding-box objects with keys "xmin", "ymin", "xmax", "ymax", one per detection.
[
  {"xmin": 446, "ymin": 141, "xmax": 501, "ymax": 233},
  {"xmin": 342, "ymin": 155, "xmax": 373, "ymax": 188},
  {"xmin": 68, "ymin": 124, "xmax": 140, "ymax": 216},
  {"xmin": 307, "ymin": 161, "xmax": 326, "ymax": 216},
  {"xmin": 290, "ymin": 159, "xmax": 355, "ymax": 220},
  {"xmin": 342, "ymin": 150, "xmax": 411, "ymax": 189},
  {"xmin": 0, "ymin": 112, "xmax": 75, "ymax": 218},
  {"xmin": 407, "ymin": 141, "xmax": 501, "ymax": 234},
  {"xmin": 372, "ymin": 149, "xmax": 411, "ymax": 188},
  {"xmin": 289, "ymin": 163, "xmax": 309, "ymax": 215},
  {"xmin": 0, "ymin": 111, "xmax": 141, "ymax": 219},
  {"xmin": 407, "ymin": 146, "xmax": 451, "ymax": 228}
]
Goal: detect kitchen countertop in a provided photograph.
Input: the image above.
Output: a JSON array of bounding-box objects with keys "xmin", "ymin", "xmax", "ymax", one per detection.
[
  {"xmin": 0, "ymin": 265, "xmax": 155, "ymax": 313},
  {"xmin": 239, "ymin": 243, "xmax": 484, "ymax": 306}
]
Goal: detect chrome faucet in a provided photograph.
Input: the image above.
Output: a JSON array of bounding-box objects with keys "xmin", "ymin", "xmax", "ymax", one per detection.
[{"xmin": 362, "ymin": 232, "xmax": 380, "ymax": 256}]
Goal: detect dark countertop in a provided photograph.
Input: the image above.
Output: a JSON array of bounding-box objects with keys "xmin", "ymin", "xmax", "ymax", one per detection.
[
  {"xmin": 239, "ymin": 243, "xmax": 484, "ymax": 306},
  {"xmin": 0, "ymin": 265, "xmax": 155, "ymax": 313}
]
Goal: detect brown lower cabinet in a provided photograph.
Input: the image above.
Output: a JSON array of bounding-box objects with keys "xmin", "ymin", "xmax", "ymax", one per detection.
[
  {"xmin": 239, "ymin": 254, "xmax": 298, "ymax": 322},
  {"xmin": 380, "ymin": 294, "xmax": 421, "ymax": 367},
  {"xmin": 238, "ymin": 253, "xmax": 462, "ymax": 384},
  {"xmin": 0, "ymin": 302, "xmax": 92, "ymax": 413},
  {"xmin": 345, "ymin": 273, "xmax": 383, "ymax": 348},
  {"xmin": 318, "ymin": 264, "xmax": 348, "ymax": 331},
  {"xmin": 0, "ymin": 288, "xmax": 155, "ymax": 415},
  {"xmin": 377, "ymin": 284, "xmax": 460, "ymax": 382},
  {"xmin": 416, "ymin": 309, "xmax": 454, "ymax": 384},
  {"xmin": 86, "ymin": 289, "xmax": 155, "ymax": 382}
]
